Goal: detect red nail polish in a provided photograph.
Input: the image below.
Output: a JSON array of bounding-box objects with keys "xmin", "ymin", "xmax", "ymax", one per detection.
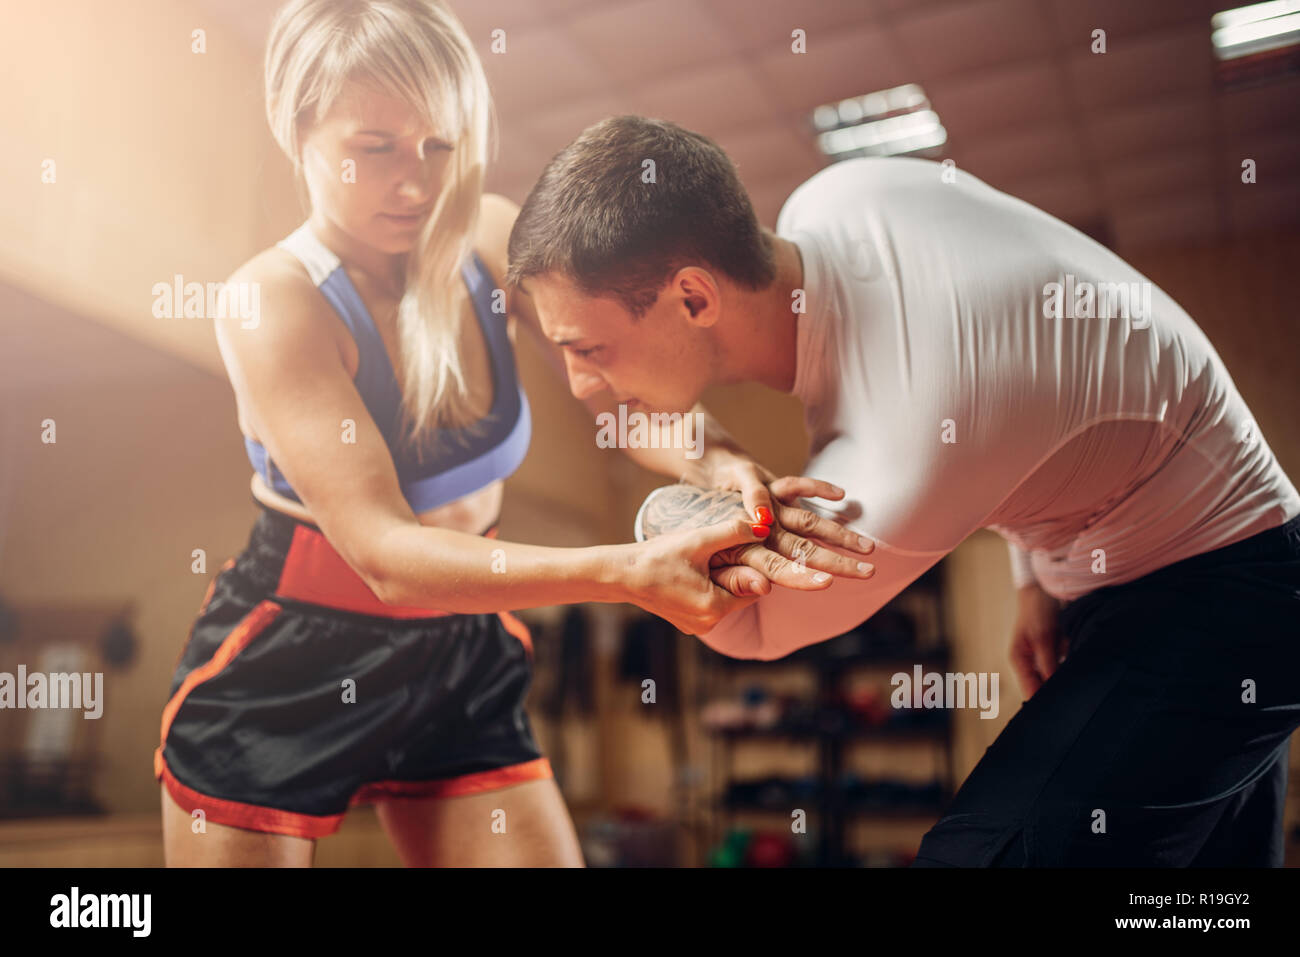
[
  {"xmin": 755, "ymin": 506, "xmax": 773, "ymax": 525},
  {"xmin": 751, "ymin": 523, "xmax": 771, "ymax": 537}
]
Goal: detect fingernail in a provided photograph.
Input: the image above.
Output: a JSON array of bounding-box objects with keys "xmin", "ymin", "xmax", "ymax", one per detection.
[
  {"xmin": 812, "ymin": 572, "xmax": 831, "ymax": 583},
  {"xmin": 858, "ymin": 536, "xmax": 873, "ymax": 551},
  {"xmin": 755, "ymin": 506, "xmax": 773, "ymax": 525},
  {"xmin": 751, "ymin": 523, "xmax": 770, "ymax": 537},
  {"xmin": 857, "ymin": 562, "xmax": 874, "ymax": 574}
]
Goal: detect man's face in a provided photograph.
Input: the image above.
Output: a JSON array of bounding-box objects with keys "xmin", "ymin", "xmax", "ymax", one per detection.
[{"xmin": 524, "ymin": 272, "xmax": 716, "ymax": 413}]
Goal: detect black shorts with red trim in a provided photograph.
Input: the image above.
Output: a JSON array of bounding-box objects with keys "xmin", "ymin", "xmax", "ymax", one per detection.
[{"xmin": 154, "ymin": 505, "xmax": 551, "ymax": 839}]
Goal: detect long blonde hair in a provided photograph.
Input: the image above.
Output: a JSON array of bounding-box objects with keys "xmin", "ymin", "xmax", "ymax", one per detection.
[{"xmin": 264, "ymin": 0, "xmax": 494, "ymax": 452}]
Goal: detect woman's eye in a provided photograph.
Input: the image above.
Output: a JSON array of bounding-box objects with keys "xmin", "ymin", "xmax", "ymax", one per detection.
[{"xmin": 363, "ymin": 146, "xmax": 392, "ymax": 154}]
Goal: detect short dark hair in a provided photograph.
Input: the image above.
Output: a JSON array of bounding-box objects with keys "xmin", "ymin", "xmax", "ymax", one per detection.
[{"xmin": 506, "ymin": 115, "xmax": 777, "ymax": 318}]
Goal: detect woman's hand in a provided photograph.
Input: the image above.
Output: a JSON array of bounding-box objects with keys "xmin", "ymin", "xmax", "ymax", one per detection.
[
  {"xmin": 616, "ymin": 519, "xmax": 772, "ymax": 635},
  {"xmin": 636, "ymin": 484, "xmax": 876, "ymax": 598},
  {"xmin": 686, "ymin": 449, "xmax": 877, "ymax": 596},
  {"xmin": 1009, "ymin": 583, "xmax": 1065, "ymax": 698}
]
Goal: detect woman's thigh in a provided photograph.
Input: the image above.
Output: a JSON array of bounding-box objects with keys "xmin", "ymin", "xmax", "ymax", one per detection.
[
  {"xmin": 161, "ymin": 782, "xmax": 315, "ymax": 867},
  {"xmin": 375, "ymin": 778, "xmax": 584, "ymax": 867}
]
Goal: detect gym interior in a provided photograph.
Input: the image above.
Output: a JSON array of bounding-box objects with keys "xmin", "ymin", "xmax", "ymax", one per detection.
[{"xmin": 1, "ymin": 0, "xmax": 1298, "ymax": 868}]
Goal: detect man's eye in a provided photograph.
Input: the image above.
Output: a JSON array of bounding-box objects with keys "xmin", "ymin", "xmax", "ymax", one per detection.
[{"xmin": 572, "ymin": 346, "xmax": 598, "ymax": 359}]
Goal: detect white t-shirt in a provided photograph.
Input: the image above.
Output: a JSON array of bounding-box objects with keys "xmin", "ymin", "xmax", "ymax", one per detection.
[{"xmin": 701, "ymin": 156, "xmax": 1300, "ymax": 660}]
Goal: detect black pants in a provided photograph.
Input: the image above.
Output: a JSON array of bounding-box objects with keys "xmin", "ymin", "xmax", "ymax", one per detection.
[{"xmin": 913, "ymin": 513, "xmax": 1300, "ymax": 867}]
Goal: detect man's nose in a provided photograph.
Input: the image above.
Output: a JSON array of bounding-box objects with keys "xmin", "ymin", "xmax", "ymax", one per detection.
[{"xmin": 564, "ymin": 355, "xmax": 605, "ymax": 402}]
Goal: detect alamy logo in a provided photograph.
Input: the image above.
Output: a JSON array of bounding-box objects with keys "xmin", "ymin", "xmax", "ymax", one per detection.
[
  {"xmin": 595, "ymin": 404, "xmax": 705, "ymax": 460},
  {"xmin": 49, "ymin": 887, "xmax": 150, "ymax": 937},
  {"xmin": 0, "ymin": 666, "xmax": 103, "ymax": 718},
  {"xmin": 1042, "ymin": 274, "xmax": 1151, "ymax": 329},
  {"xmin": 891, "ymin": 665, "xmax": 999, "ymax": 720},
  {"xmin": 151, "ymin": 274, "xmax": 260, "ymax": 328}
]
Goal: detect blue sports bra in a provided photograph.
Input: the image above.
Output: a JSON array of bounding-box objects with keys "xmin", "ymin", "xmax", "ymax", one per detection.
[{"xmin": 244, "ymin": 222, "xmax": 532, "ymax": 513}]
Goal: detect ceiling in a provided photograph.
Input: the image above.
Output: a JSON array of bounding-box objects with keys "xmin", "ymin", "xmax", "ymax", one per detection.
[{"xmin": 196, "ymin": 0, "xmax": 1300, "ymax": 252}]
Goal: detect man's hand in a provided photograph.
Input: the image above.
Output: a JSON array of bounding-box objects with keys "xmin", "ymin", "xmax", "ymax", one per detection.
[
  {"xmin": 1009, "ymin": 583, "xmax": 1065, "ymax": 698},
  {"xmin": 636, "ymin": 484, "xmax": 876, "ymax": 596}
]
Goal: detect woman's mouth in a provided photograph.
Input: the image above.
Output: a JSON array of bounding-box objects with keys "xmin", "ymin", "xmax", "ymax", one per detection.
[{"xmin": 380, "ymin": 210, "xmax": 428, "ymax": 226}]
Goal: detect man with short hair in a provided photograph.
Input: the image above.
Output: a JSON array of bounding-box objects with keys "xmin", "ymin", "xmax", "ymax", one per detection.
[{"xmin": 506, "ymin": 115, "xmax": 1300, "ymax": 866}]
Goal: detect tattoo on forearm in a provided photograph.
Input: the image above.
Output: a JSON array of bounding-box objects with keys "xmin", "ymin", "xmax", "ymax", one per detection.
[{"xmin": 640, "ymin": 484, "xmax": 750, "ymax": 539}]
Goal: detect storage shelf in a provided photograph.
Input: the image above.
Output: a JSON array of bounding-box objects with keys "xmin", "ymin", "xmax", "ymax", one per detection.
[
  {"xmin": 710, "ymin": 724, "xmax": 949, "ymax": 742},
  {"xmin": 694, "ymin": 570, "xmax": 958, "ymax": 866},
  {"xmin": 720, "ymin": 801, "xmax": 947, "ymax": 819}
]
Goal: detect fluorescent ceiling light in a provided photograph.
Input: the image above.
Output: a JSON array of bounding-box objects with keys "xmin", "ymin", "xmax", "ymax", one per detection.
[
  {"xmin": 1212, "ymin": 1, "xmax": 1300, "ymax": 59},
  {"xmin": 812, "ymin": 83, "xmax": 946, "ymax": 159}
]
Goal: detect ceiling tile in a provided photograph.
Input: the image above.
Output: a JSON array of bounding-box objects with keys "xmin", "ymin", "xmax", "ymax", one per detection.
[
  {"xmin": 564, "ymin": 0, "xmax": 742, "ymax": 87},
  {"xmin": 954, "ymin": 122, "xmax": 1090, "ymax": 186},
  {"xmin": 1045, "ymin": 0, "xmax": 1220, "ymax": 46},
  {"xmin": 1097, "ymin": 145, "xmax": 1216, "ymax": 204},
  {"xmin": 748, "ymin": 176, "xmax": 814, "ymax": 228},
  {"xmin": 707, "ymin": 0, "xmax": 881, "ymax": 53},
  {"xmin": 1079, "ymin": 95, "xmax": 1213, "ymax": 162},
  {"xmin": 513, "ymin": 92, "xmax": 628, "ymax": 162},
  {"xmin": 754, "ymin": 23, "xmax": 911, "ymax": 116},
  {"xmin": 1111, "ymin": 192, "xmax": 1221, "ymax": 250},
  {"xmin": 1218, "ymin": 76, "xmax": 1300, "ymax": 137},
  {"xmin": 484, "ymin": 125, "xmax": 550, "ymax": 197},
  {"xmin": 447, "ymin": 0, "xmax": 553, "ymax": 40},
  {"xmin": 1066, "ymin": 24, "xmax": 1214, "ymax": 112},
  {"xmin": 621, "ymin": 61, "xmax": 782, "ymax": 136},
  {"xmin": 1003, "ymin": 168, "xmax": 1104, "ymax": 226},
  {"xmin": 1221, "ymin": 130, "xmax": 1300, "ymax": 180},
  {"xmin": 893, "ymin": 0, "xmax": 1054, "ymax": 80},
  {"xmin": 927, "ymin": 61, "xmax": 1070, "ymax": 142},
  {"xmin": 476, "ymin": 23, "xmax": 613, "ymax": 114},
  {"xmin": 107, "ymin": 0, "xmax": 1300, "ymax": 272},
  {"xmin": 714, "ymin": 119, "xmax": 825, "ymax": 187},
  {"xmin": 874, "ymin": 0, "xmax": 952, "ymax": 15},
  {"xmin": 1227, "ymin": 180, "xmax": 1300, "ymax": 235}
]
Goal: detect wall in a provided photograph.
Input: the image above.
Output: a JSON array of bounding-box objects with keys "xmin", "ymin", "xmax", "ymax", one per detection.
[{"xmin": 0, "ymin": 0, "xmax": 299, "ymax": 377}]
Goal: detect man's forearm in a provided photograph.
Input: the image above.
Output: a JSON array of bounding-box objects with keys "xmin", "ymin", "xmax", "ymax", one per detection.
[{"xmin": 636, "ymin": 484, "xmax": 750, "ymax": 540}]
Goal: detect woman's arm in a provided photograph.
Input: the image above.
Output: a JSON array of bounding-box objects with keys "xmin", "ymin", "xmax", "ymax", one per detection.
[{"xmin": 215, "ymin": 256, "xmax": 762, "ymax": 634}]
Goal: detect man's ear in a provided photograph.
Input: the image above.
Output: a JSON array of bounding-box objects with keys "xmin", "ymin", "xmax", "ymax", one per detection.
[{"xmin": 677, "ymin": 269, "xmax": 720, "ymax": 329}]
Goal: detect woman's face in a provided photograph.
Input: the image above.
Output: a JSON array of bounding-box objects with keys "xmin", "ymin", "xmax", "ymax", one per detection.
[{"xmin": 298, "ymin": 82, "xmax": 454, "ymax": 254}]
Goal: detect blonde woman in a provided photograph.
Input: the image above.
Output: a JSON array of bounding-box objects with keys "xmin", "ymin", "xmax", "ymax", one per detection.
[{"xmin": 155, "ymin": 0, "xmax": 874, "ymax": 867}]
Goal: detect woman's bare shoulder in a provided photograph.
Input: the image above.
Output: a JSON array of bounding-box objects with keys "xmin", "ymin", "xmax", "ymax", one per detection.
[
  {"xmin": 228, "ymin": 243, "xmax": 315, "ymax": 294},
  {"xmin": 214, "ymin": 242, "xmax": 339, "ymax": 352}
]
